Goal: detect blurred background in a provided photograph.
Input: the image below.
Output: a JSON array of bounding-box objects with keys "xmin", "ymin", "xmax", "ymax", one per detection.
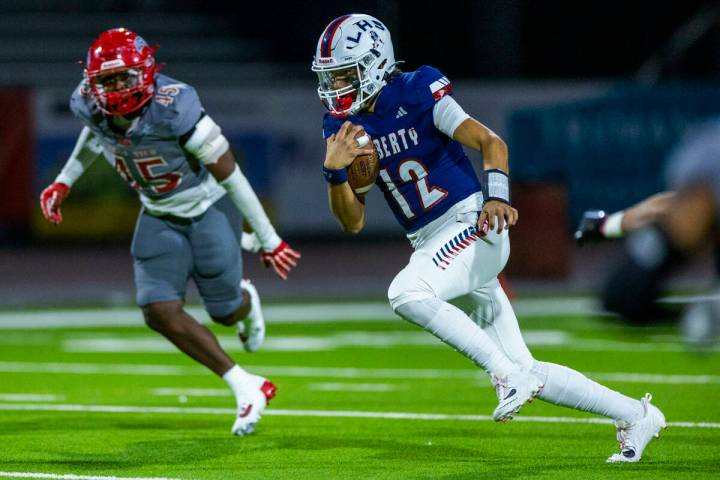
[{"xmin": 1, "ymin": 0, "xmax": 719, "ymax": 307}]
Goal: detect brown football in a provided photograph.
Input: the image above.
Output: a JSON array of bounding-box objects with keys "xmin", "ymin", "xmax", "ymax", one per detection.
[{"xmin": 347, "ymin": 133, "xmax": 379, "ymax": 195}]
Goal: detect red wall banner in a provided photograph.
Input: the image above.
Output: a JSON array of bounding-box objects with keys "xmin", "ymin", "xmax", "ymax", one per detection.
[{"xmin": 0, "ymin": 88, "xmax": 33, "ymax": 243}]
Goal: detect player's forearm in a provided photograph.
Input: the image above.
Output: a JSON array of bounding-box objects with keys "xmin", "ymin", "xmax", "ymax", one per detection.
[
  {"xmin": 219, "ymin": 163, "xmax": 281, "ymax": 250},
  {"xmin": 203, "ymin": 143, "xmax": 281, "ymax": 250},
  {"xmin": 480, "ymin": 135, "xmax": 509, "ymax": 173},
  {"xmin": 622, "ymin": 191, "xmax": 676, "ymax": 232},
  {"xmin": 452, "ymin": 117, "xmax": 509, "ymax": 173},
  {"xmin": 55, "ymin": 126, "xmax": 103, "ymax": 186},
  {"xmin": 328, "ymin": 184, "xmax": 365, "ymax": 234}
]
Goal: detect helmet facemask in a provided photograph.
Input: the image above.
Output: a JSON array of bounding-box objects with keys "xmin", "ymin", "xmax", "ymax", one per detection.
[
  {"xmin": 86, "ymin": 62, "xmax": 155, "ymax": 116},
  {"xmin": 314, "ymin": 52, "xmax": 383, "ymax": 117}
]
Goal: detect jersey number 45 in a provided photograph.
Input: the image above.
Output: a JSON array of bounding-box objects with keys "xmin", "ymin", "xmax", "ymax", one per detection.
[{"xmin": 115, "ymin": 156, "xmax": 182, "ymax": 194}]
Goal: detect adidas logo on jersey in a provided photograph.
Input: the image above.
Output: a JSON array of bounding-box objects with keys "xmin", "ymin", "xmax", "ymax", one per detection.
[{"xmin": 395, "ymin": 106, "xmax": 407, "ymax": 119}]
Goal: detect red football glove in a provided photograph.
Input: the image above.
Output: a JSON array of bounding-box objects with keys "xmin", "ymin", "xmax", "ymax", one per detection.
[
  {"xmin": 40, "ymin": 182, "xmax": 71, "ymax": 224},
  {"xmin": 261, "ymin": 241, "xmax": 301, "ymax": 280}
]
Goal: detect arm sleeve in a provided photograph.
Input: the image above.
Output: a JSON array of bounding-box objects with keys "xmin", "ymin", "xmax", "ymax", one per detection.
[
  {"xmin": 55, "ymin": 126, "xmax": 103, "ymax": 186},
  {"xmin": 181, "ymin": 114, "xmax": 230, "ymax": 165},
  {"xmin": 432, "ymin": 95, "xmax": 470, "ymax": 138},
  {"xmin": 220, "ymin": 164, "xmax": 282, "ymax": 251}
]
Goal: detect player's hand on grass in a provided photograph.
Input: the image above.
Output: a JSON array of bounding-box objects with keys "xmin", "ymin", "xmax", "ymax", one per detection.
[
  {"xmin": 261, "ymin": 241, "xmax": 301, "ymax": 280},
  {"xmin": 40, "ymin": 182, "xmax": 71, "ymax": 224},
  {"xmin": 324, "ymin": 121, "xmax": 374, "ymax": 170},
  {"xmin": 479, "ymin": 200, "xmax": 518, "ymax": 234}
]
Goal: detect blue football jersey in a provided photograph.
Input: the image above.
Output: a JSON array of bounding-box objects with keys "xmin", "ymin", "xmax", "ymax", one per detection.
[{"xmin": 323, "ymin": 65, "xmax": 481, "ymax": 232}]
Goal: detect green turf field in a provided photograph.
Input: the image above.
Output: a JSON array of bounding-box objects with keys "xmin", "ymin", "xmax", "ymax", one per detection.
[{"xmin": 0, "ymin": 299, "xmax": 718, "ymax": 479}]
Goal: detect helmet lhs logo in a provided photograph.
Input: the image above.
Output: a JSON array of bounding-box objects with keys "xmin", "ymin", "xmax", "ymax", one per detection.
[{"xmin": 369, "ymin": 30, "xmax": 383, "ymax": 50}]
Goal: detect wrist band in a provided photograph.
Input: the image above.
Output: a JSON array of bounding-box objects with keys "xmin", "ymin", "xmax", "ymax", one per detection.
[
  {"xmin": 322, "ymin": 165, "xmax": 348, "ymax": 185},
  {"xmin": 484, "ymin": 169, "xmax": 511, "ymax": 204}
]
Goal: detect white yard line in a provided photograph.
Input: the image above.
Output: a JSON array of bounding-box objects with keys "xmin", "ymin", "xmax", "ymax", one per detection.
[
  {"xmin": 151, "ymin": 388, "xmax": 229, "ymax": 397},
  {"xmin": 587, "ymin": 372, "xmax": 720, "ymax": 385},
  {"xmin": 0, "ymin": 362, "xmax": 193, "ymax": 376},
  {"xmin": 59, "ymin": 330, "xmax": 570, "ymax": 353},
  {"xmin": 0, "ymin": 394, "xmax": 64, "ymax": 402},
  {"xmin": 306, "ymin": 383, "xmax": 401, "ymax": 392},
  {"xmin": 0, "ymin": 472, "xmax": 179, "ymax": 480},
  {"xmin": 153, "ymin": 384, "xmax": 401, "ymax": 395},
  {"xmin": 58, "ymin": 333, "xmax": 717, "ymax": 354},
  {"xmin": 0, "ymin": 298, "xmax": 603, "ymax": 330},
  {"xmin": 2, "ymin": 294, "xmax": 714, "ymax": 330},
  {"xmin": 0, "ymin": 402, "xmax": 716, "ymax": 429},
  {"xmin": 1, "ymin": 361, "xmax": 718, "ymax": 385}
]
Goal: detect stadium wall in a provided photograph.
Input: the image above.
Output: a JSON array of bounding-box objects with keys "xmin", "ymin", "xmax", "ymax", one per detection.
[{"xmin": 29, "ymin": 81, "xmax": 720, "ymax": 242}]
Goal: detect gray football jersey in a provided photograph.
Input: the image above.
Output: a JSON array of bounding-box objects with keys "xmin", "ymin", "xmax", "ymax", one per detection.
[
  {"xmin": 667, "ymin": 119, "xmax": 720, "ymax": 220},
  {"xmin": 70, "ymin": 73, "xmax": 225, "ymax": 217}
]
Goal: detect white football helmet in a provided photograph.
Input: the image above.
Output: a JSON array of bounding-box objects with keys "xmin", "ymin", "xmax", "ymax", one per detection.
[{"xmin": 312, "ymin": 14, "xmax": 396, "ymax": 117}]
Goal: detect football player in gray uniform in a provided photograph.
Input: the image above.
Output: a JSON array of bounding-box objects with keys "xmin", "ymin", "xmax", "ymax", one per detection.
[{"xmin": 39, "ymin": 28, "xmax": 301, "ymax": 436}]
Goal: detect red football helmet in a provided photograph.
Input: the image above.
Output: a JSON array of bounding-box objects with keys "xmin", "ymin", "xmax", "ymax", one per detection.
[{"xmin": 84, "ymin": 28, "xmax": 157, "ymax": 116}]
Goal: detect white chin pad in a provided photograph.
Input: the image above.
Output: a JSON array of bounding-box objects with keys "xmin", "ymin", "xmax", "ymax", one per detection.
[{"xmin": 356, "ymin": 134, "xmax": 370, "ymax": 147}]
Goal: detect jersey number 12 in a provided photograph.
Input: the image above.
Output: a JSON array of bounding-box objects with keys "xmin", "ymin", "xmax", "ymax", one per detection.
[{"xmin": 379, "ymin": 159, "xmax": 447, "ymax": 219}]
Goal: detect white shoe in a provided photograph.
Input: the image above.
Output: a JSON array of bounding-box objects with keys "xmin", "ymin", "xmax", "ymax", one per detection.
[
  {"xmin": 231, "ymin": 375, "xmax": 277, "ymax": 436},
  {"xmin": 491, "ymin": 370, "xmax": 544, "ymax": 422},
  {"xmin": 238, "ymin": 279, "xmax": 265, "ymax": 353},
  {"xmin": 607, "ymin": 393, "xmax": 666, "ymax": 463}
]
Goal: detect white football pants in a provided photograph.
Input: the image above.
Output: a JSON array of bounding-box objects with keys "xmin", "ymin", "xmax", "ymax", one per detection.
[
  {"xmin": 388, "ymin": 195, "xmax": 530, "ymax": 377},
  {"xmin": 389, "ymin": 194, "xmax": 643, "ymax": 422}
]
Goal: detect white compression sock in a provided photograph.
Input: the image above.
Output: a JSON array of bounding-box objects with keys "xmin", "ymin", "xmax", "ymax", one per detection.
[
  {"xmin": 222, "ymin": 364, "xmax": 254, "ymax": 406},
  {"xmin": 531, "ymin": 361, "xmax": 643, "ymax": 422},
  {"xmin": 395, "ymin": 298, "xmax": 519, "ymax": 378}
]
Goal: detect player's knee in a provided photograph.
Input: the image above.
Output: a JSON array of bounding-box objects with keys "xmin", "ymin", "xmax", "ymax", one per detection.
[
  {"xmin": 388, "ymin": 275, "xmax": 435, "ymax": 315},
  {"xmin": 206, "ymin": 292, "xmax": 248, "ymax": 325},
  {"xmin": 210, "ymin": 311, "xmax": 237, "ymax": 326},
  {"xmin": 142, "ymin": 301, "xmax": 183, "ymax": 333}
]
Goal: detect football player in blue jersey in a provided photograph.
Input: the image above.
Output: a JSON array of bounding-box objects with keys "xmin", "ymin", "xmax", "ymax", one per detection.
[
  {"xmin": 313, "ymin": 14, "xmax": 664, "ymax": 462},
  {"xmin": 39, "ymin": 28, "xmax": 301, "ymax": 436}
]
